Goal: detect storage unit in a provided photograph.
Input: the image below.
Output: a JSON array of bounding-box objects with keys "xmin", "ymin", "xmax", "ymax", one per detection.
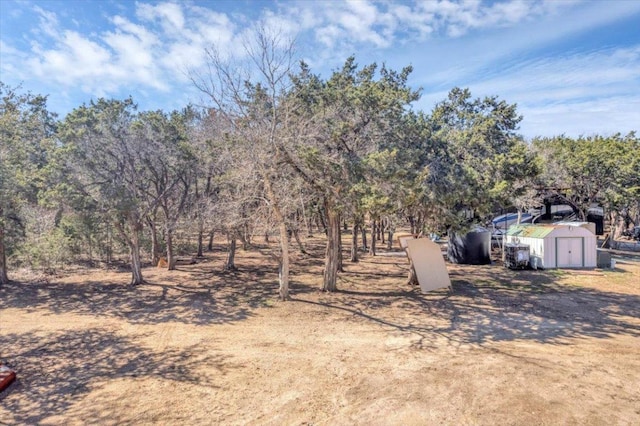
[
  {"xmin": 554, "ymin": 221, "xmax": 596, "ymax": 236},
  {"xmin": 596, "ymin": 249, "xmax": 612, "ymax": 268},
  {"xmin": 504, "ymin": 224, "xmax": 597, "ymax": 269},
  {"xmin": 504, "ymin": 243, "xmax": 530, "ymax": 269},
  {"xmin": 448, "ymin": 227, "xmax": 492, "ymax": 265}
]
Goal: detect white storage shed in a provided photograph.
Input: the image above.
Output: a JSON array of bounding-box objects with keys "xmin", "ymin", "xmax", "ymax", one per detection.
[{"xmin": 504, "ymin": 224, "xmax": 597, "ymax": 269}]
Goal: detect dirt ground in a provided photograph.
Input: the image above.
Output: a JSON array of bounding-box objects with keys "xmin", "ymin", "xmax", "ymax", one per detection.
[{"xmin": 1, "ymin": 236, "xmax": 639, "ymax": 425}]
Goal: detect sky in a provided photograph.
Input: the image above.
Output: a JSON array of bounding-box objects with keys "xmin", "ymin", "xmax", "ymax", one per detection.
[{"xmin": 1, "ymin": 0, "xmax": 639, "ymax": 139}]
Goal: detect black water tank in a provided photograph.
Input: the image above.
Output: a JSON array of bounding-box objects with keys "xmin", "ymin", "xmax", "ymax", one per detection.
[
  {"xmin": 448, "ymin": 227, "xmax": 492, "ymax": 264},
  {"xmin": 587, "ymin": 213, "xmax": 604, "ymax": 235}
]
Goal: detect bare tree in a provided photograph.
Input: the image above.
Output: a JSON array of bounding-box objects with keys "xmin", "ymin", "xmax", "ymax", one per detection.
[{"xmin": 190, "ymin": 25, "xmax": 297, "ymax": 300}]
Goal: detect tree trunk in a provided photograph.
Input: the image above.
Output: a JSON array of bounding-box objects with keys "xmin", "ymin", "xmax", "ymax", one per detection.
[
  {"xmin": 387, "ymin": 229, "xmax": 393, "ymax": 251},
  {"xmin": 130, "ymin": 247, "xmax": 144, "ymax": 285},
  {"xmin": 0, "ymin": 226, "xmax": 9, "ymax": 284},
  {"xmin": 224, "ymin": 233, "xmax": 237, "ymax": 271},
  {"xmin": 86, "ymin": 232, "xmax": 94, "ymax": 266},
  {"xmin": 416, "ymin": 212, "xmax": 425, "ymax": 236},
  {"xmin": 278, "ymin": 221, "xmax": 290, "ymax": 300},
  {"xmin": 323, "ymin": 200, "xmax": 340, "ymax": 292},
  {"xmin": 306, "ymin": 219, "xmax": 313, "ymax": 237},
  {"xmin": 113, "ymin": 217, "xmax": 145, "ymax": 285},
  {"xmin": 609, "ymin": 211, "xmax": 627, "ymax": 250},
  {"xmin": 208, "ymin": 230, "xmax": 214, "ymax": 251},
  {"xmin": 369, "ymin": 219, "xmax": 377, "ymax": 256},
  {"xmin": 376, "ymin": 219, "xmax": 382, "ymax": 241},
  {"xmin": 148, "ymin": 218, "xmax": 160, "ymax": 265},
  {"xmin": 166, "ymin": 229, "xmax": 176, "ymax": 270},
  {"xmin": 408, "ymin": 215, "xmax": 416, "ymax": 235},
  {"xmin": 318, "ymin": 208, "xmax": 327, "ymax": 235},
  {"xmin": 299, "ymin": 195, "xmax": 312, "ymax": 237},
  {"xmin": 128, "ymin": 224, "xmax": 144, "ymax": 285},
  {"xmin": 106, "ymin": 224, "xmax": 113, "ymax": 266},
  {"xmin": 243, "ymin": 224, "xmax": 251, "ymax": 249},
  {"xmin": 293, "ymin": 228, "xmax": 307, "ymax": 255},
  {"xmin": 337, "ymin": 223, "xmax": 344, "ymax": 272},
  {"xmin": 361, "ymin": 224, "xmax": 368, "ymax": 251},
  {"xmin": 197, "ymin": 226, "xmax": 204, "ymax": 258},
  {"xmin": 262, "ymin": 172, "xmax": 289, "ymax": 300},
  {"xmin": 350, "ymin": 222, "xmax": 359, "ymax": 262}
]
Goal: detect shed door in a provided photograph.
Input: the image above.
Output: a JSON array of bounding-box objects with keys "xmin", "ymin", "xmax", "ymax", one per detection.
[{"xmin": 556, "ymin": 237, "xmax": 583, "ymax": 267}]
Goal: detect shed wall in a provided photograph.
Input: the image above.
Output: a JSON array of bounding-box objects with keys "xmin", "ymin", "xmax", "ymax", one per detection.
[
  {"xmin": 505, "ymin": 230, "xmax": 596, "ymax": 268},
  {"xmin": 506, "ymin": 236, "xmax": 548, "ymax": 268},
  {"xmin": 583, "ymin": 236, "xmax": 597, "ymax": 267},
  {"xmin": 547, "ymin": 228, "xmax": 597, "ymax": 268}
]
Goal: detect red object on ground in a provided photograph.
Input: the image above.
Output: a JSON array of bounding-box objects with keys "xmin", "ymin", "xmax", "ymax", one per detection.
[{"xmin": 0, "ymin": 365, "xmax": 16, "ymax": 392}]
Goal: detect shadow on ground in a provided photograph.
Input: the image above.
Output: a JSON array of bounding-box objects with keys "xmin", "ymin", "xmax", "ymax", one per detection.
[
  {"xmin": 2, "ymin": 248, "xmax": 638, "ymax": 346},
  {"xmin": 1, "ymin": 245, "xmax": 639, "ymax": 422},
  {"xmin": 293, "ymin": 262, "xmax": 640, "ymax": 350},
  {"xmin": 0, "ymin": 258, "xmax": 318, "ymax": 326},
  {"xmin": 0, "ymin": 328, "xmax": 232, "ymax": 424}
]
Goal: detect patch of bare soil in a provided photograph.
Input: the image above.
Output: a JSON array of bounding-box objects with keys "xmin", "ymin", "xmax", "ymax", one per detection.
[{"xmin": 1, "ymin": 237, "xmax": 639, "ymax": 425}]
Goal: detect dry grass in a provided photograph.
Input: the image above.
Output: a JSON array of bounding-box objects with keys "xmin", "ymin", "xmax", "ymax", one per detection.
[{"xmin": 1, "ymin": 235, "xmax": 639, "ymax": 425}]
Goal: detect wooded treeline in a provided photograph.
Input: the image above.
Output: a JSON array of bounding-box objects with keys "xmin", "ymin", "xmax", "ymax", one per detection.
[{"xmin": 1, "ymin": 33, "xmax": 638, "ymax": 295}]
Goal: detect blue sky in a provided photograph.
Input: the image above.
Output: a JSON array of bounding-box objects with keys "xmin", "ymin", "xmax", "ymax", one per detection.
[{"xmin": 1, "ymin": 0, "xmax": 639, "ymax": 139}]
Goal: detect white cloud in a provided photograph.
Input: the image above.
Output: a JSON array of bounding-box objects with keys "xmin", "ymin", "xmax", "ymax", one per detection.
[
  {"xmin": 317, "ymin": 2, "xmax": 387, "ymax": 48},
  {"xmin": 492, "ymin": 0, "xmax": 533, "ymax": 24},
  {"xmin": 9, "ymin": 2, "xmax": 243, "ymax": 98},
  {"xmin": 26, "ymin": 14, "xmax": 169, "ymax": 97},
  {"xmin": 260, "ymin": 10, "xmax": 300, "ymax": 40},
  {"xmin": 414, "ymin": 0, "xmax": 563, "ymax": 36},
  {"xmin": 111, "ymin": 15, "xmax": 158, "ymax": 46},
  {"xmin": 405, "ymin": 0, "xmax": 640, "ymax": 94},
  {"xmin": 343, "ymin": 1, "xmax": 389, "ymax": 46},
  {"xmin": 470, "ymin": 46, "xmax": 640, "ymax": 100},
  {"xmin": 289, "ymin": 5, "xmax": 321, "ymax": 31},
  {"xmin": 0, "ymin": 40, "xmax": 19, "ymax": 56},
  {"xmin": 1, "ymin": 0, "xmax": 638, "ymax": 138},
  {"xmin": 10, "ymin": 0, "xmax": 593, "ymax": 102},
  {"xmin": 0, "ymin": 40, "xmax": 29, "ymax": 80},
  {"xmin": 420, "ymin": 45, "xmax": 640, "ymax": 138},
  {"xmin": 522, "ymin": 96, "xmax": 640, "ymax": 138},
  {"xmin": 32, "ymin": 5, "xmax": 60, "ymax": 39},
  {"xmin": 164, "ymin": 4, "xmax": 237, "ymax": 68},
  {"xmin": 316, "ymin": 24, "xmax": 341, "ymax": 49},
  {"xmin": 29, "ymin": 30, "xmax": 110, "ymax": 81},
  {"xmin": 296, "ymin": 0, "xmax": 575, "ymax": 54},
  {"xmin": 137, "ymin": 2, "xmax": 185, "ymax": 35},
  {"xmin": 387, "ymin": 3, "xmax": 433, "ymax": 40}
]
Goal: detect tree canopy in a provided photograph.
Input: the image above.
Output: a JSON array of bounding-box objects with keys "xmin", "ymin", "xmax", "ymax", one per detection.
[
  {"xmin": 1, "ymin": 51, "xmax": 637, "ymax": 291},
  {"xmin": 1, "ymin": 83, "xmax": 57, "ymax": 283}
]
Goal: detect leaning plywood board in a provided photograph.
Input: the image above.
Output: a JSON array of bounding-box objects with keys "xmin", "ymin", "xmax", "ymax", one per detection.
[
  {"xmin": 396, "ymin": 233, "xmax": 417, "ymax": 249},
  {"xmin": 406, "ymin": 238, "xmax": 451, "ymax": 292}
]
